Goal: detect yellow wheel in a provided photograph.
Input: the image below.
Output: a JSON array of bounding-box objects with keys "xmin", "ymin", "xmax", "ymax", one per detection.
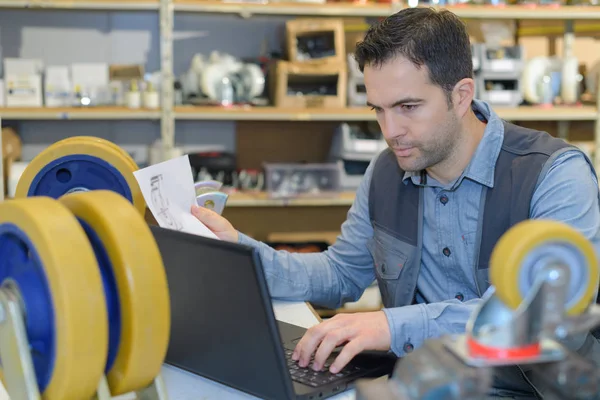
[
  {"xmin": 14, "ymin": 136, "xmax": 146, "ymax": 216},
  {"xmin": 490, "ymin": 219, "xmax": 599, "ymax": 316},
  {"xmin": 63, "ymin": 136, "xmax": 139, "ymax": 175},
  {"xmin": 59, "ymin": 190, "xmax": 170, "ymax": 395},
  {"xmin": 0, "ymin": 197, "xmax": 108, "ymax": 399}
]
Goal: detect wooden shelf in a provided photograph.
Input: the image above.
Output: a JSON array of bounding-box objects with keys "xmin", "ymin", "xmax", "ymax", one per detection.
[
  {"xmin": 443, "ymin": 4, "xmax": 600, "ymax": 20},
  {"xmin": 226, "ymin": 191, "xmax": 356, "ymax": 207},
  {"xmin": 1, "ymin": 105, "xmax": 595, "ymax": 121},
  {"xmin": 3, "ymin": 0, "xmax": 600, "ymax": 19},
  {"xmin": 174, "ymin": 1, "xmax": 600, "ymax": 19},
  {"xmin": 176, "ymin": 105, "xmax": 378, "ymax": 121},
  {"xmin": 175, "ymin": 104, "xmax": 599, "ymax": 122},
  {"xmin": 0, "ymin": 0, "xmax": 158, "ymax": 10},
  {"xmin": 174, "ymin": 0, "xmax": 393, "ymax": 16},
  {"xmin": 0, "ymin": 107, "xmax": 161, "ymax": 120}
]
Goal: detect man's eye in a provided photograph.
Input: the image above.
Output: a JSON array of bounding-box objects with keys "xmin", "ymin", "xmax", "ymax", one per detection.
[{"xmin": 402, "ymin": 104, "xmax": 418, "ymax": 111}]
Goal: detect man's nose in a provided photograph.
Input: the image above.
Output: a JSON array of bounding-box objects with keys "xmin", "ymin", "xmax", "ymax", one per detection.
[{"xmin": 380, "ymin": 114, "xmax": 407, "ymax": 141}]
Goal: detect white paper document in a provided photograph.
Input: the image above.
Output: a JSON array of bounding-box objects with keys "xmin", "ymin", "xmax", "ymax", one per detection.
[{"xmin": 133, "ymin": 155, "xmax": 219, "ymax": 239}]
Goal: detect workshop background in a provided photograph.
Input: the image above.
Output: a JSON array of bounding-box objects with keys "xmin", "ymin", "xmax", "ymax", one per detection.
[{"xmin": 1, "ymin": 0, "xmax": 599, "ymax": 317}]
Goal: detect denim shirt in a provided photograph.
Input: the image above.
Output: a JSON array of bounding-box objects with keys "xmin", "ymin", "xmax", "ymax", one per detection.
[{"xmin": 238, "ymin": 99, "xmax": 600, "ymax": 357}]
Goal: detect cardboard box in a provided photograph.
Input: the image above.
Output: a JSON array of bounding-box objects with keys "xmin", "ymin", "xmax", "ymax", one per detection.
[
  {"xmin": 45, "ymin": 66, "xmax": 72, "ymax": 107},
  {"xmin": 286, "ymin": 18, "xmax": 346, "ymax": 65},
  {"xmin": 4, "ymin": 58, "xmax": 43, "ymax": 107},
  {"xmin": 272, "ymin": 61, "xmax": 347, "ymax": 108}
]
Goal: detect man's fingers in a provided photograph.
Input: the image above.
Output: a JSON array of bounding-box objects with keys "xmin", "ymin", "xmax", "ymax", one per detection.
[
  {"xmin": 330, "ymin": 338, "xmax": 364, "ymax": 374},
  {"xmin": 312, "ymin": 328, "xmax": 352, "ymax": 371},
  {"xmin": 191, "ymin": 205, "xmax": 223, "ymax": 228},
  {"xmin": 293, "ymin": 320, "xmax": 337, "ymax": 367}
]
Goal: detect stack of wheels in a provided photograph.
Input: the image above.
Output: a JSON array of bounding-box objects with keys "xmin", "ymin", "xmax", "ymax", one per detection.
[
  {"xmin": 13, "ymin": 136, "xmax": 146, "ymax": 216},
  {"xmin": 489, "ymin": 219, "xmax": 599, "ymax": 316},
  {"xmin": 0, "ymin": 190, "xmax": 170, "ymax": 399}
]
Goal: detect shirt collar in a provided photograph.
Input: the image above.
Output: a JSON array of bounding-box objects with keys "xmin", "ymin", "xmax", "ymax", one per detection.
[{"xmin": 401, "ymin": 99, "xmax": 504, "ymax": 189}]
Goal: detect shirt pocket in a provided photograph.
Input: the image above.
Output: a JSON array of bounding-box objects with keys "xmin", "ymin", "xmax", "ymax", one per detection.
[
  {"xmin": 366, "ymin": 225, "xmax": 418, "ymax": 307},
  {"xmin": 367, "ymin": 237, "xmax": 407, "ymax": 280}
]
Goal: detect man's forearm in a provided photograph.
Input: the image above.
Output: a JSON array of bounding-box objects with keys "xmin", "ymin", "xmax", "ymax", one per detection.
[{"xmin": 238, "ymin": 232, "xmax": 369, "ymax": 309}]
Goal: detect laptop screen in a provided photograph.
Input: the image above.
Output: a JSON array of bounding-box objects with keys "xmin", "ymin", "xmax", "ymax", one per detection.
[{"xmin": 149, "ymin": 225, "xmax": 293, "ymax": 400}]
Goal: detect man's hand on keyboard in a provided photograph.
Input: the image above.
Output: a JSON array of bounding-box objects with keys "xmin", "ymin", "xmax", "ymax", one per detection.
[{"xmin": 291, "ymin": 311, "xmax": 391, "ymax": 374}]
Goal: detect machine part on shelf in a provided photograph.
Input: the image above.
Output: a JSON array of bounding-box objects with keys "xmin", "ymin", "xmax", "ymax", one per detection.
[
  {"xmin": 14, "ymin": 136, "xmax": 146, "ymax": 216},
  {"xmin": 0, "ymin": 196, "xmax": 108, "ymax": 399},
  {"xmin": 59, "ymin": 190, "xmax": 170, "ymax": 396},
  {"xmin": 238, "ymin": 169, "xmax": 264, "ymax": 191},
  {"xmin": 195, "ymin": 180, "xmax": 228, "ymax": 215},
  {"xmin": 355, "ymin": 219, "xmax": 600, "ymax": 400}
]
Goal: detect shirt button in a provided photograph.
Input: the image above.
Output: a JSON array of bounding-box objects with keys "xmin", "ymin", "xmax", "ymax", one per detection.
[
  {"xmin": 455, "ymin": 292, "xmax": 464, "ymax": 301},
  {"xmin": 439, "ymin": 195, "xmax": 448, "ymax": 205},
  {"xmin": 442, "ymin": 247, "xmax": 451, "ymax": 257},
  {"xmin": 403, "ymin": 342, "xmax": 414, "ymax": 353},
  {"xmin": 381, "ymin": 263, "xmax": 387, "ymax": 273}
]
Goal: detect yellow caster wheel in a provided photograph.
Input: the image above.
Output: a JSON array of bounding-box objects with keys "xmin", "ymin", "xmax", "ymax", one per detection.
[
  {"xmin": 14, "ymin": 136, "xmax": 146, "ymax": 216},
  {"xmin": 0, "ymin": 197, "xmax": 108, "ymax": 399},
  {"xmin": 59, "ymin": 190, "xmax": 170, "ymax": 395},
  {"xmin": 490, "ymin": 219, "xmax": 598, "ymax": 316}
]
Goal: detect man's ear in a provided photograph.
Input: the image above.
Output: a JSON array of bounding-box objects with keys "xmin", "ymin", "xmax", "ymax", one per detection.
[{"xmin": 452, "ymin": 78, "xmax": 475, "ymax": 116}]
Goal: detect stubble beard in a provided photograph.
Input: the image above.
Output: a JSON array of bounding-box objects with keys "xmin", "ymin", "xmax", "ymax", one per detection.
[{"xmin": 391, "ymin": 113, "xmax": 461, "ymax": 173}]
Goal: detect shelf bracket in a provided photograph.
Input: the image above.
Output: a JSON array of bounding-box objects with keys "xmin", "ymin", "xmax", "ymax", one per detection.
[
  {"xmin": 0, "ymin": 117, "xmax": 4, "ymax": 203},
  {"xmin": 160, "ymin": 0, "xmax": 175, "ymax": 162}
]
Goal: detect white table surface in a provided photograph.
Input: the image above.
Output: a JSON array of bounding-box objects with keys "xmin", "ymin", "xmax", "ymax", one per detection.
[{"xmin": 0, "ymin": 300, "xmax": 356, "ymax": 400}]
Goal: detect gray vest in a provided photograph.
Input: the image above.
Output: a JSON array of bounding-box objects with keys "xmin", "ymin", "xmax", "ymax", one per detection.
[
  {"xmin": 367, "ymin": 121, "xmax": 599, "ymax": 398},
  {"xmin": 368, "ymin": 121, "xmax": 593, "ymax": 308}
]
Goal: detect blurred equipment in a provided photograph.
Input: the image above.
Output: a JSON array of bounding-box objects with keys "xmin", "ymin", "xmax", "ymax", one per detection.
[
  {"xmin": 355, "ymin": 219, "xmax": 600, "ymax": 400},
  {"xmin": 264, "ymin": 162, "xmax": 341, "ymax": 198},
  {"xmin": 521, "ymin": 56, "xmax": 584, "ymax": 106},
  {"xmin": 188, "ymin": 150, "xmax": 238, "ymax": 188},
  {"xmin": 179, "ymin": 51, "xmax": 266, "ymax": 106},
  {"xmin": 347, "ymin": 54, "xmax": 367, "ymax": 107},
  {"xmin": 329, "ymin": 122, "xmax": 387, "ymax": 191}
]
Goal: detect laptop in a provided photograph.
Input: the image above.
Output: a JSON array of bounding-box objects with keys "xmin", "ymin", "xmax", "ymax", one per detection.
[{"xmin": 150, "ymin": 225, "xmax": 398, "ymax": 400}]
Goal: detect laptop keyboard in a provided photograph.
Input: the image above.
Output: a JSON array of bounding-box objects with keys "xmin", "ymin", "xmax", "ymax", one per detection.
[{"xmin": 284, "ymin": 349, "xmax": 362, "ymax": 387}]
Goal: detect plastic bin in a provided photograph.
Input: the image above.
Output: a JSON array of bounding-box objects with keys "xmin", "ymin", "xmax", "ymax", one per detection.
[{"xmin": 264, "ymin": 163, "xmax": 341, "ymax": 198}]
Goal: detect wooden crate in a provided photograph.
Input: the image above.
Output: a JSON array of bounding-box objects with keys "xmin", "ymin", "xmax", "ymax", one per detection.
[
  {"xmin": 286, "ymin": 18, "xmax": 346, "ymax": 65},
  {"xmin": 272, "ymin": 60, "xmax": 347, "ymax": 109}
]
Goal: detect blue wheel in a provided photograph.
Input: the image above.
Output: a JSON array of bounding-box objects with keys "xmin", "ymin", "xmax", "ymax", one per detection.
[
  {"xmin": 14, "ymin": 136, "xmax": 146, "ymax": 215},
  {"xmin": 0, "ymin": 196, "xmax": 108, "ymax": 399}
]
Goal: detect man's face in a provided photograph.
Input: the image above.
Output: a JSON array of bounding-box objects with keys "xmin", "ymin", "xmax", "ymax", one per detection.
[{"xmin": 364, "ymin": 56, "xmax": 462, "ymax": 173}]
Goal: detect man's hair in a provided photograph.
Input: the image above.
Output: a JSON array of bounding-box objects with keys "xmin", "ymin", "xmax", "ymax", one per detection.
[{"xmin": 354, "ymin": 7, "xmax": 473, "ymax": 105}]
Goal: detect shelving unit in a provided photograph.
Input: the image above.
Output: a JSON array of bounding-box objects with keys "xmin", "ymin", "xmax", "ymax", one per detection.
[{"xmin": 1, "ymin": 0, "xmax": 599, "ymax": 206}]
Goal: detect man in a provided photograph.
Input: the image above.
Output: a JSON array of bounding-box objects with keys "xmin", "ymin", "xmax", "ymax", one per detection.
[{"xmin": 191, "ymin": 7, "xmax": 600, "ymax": 398}]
